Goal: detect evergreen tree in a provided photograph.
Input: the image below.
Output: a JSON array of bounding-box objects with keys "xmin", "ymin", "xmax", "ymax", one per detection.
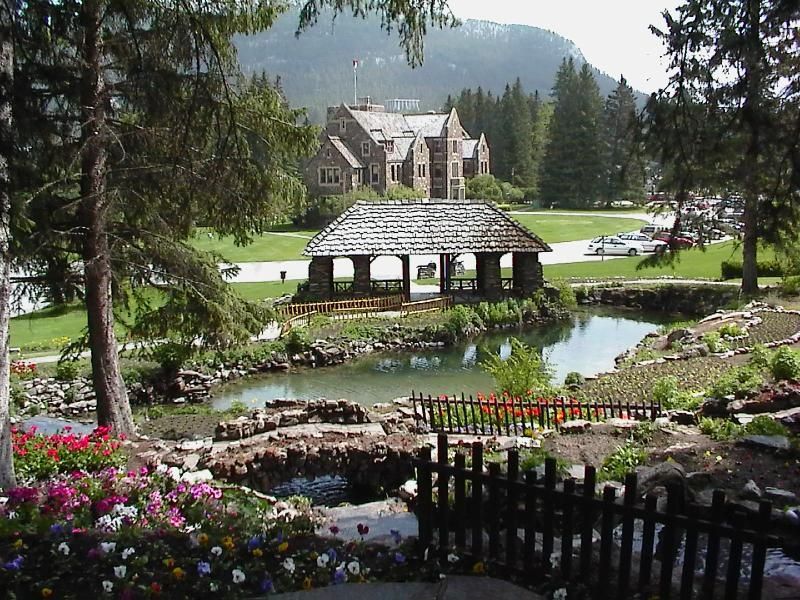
[
  {"xmin": 502, "ymin": 78, "xmax": 536, "ymax": 187},
  {"xmin": 603, "ymin": 75, "xmax": 645, "ymax": 203},
  {"xmin": 572, "ymin": 63, "xmax": 605, "ymax": 204},
  {"xmin": 650, "ymin": 0, "xmax": 800, "ymax": 293},
  {"xmin": 12, "ymin": 0, "xmax": 456, "ymax": 435}
]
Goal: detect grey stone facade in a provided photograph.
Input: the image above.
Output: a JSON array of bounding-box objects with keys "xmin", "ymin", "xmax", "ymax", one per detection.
[{"xmin": 308, "ymin": 256, "xmax": 334, "ymax": 299}]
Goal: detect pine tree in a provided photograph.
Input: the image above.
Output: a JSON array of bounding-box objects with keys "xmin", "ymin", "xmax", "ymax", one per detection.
[
  {"xmin": 602, "ymin": 75, "xmax": 645, "ymax": 203},
  {"xmin": 502, "ymin": 78, "xmax": 536, "ymax": 187},
  {"xmin": 572, "ymin": 63, "xmax": 605, "ymax": 205}
]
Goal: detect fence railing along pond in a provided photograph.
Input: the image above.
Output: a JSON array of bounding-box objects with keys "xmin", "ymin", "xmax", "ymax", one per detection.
[
  {"xmin": 414, "ymin": 434, "xmax": 779, "ymax": 600},
  {"xmin": 411, "ymin": 392, "xmax": 661, "ymax": 435}
]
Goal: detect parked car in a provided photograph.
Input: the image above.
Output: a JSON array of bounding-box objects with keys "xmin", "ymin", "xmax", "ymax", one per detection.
[
  {"xmin": 586, "ymin": 236, "xmax": 644, "ymax": 256},
  {"xmin": 640, "ymin": 224, "xmax": 670, "ymax": 237},
  {"xmin": 617, "ymin": 232, "xmax": 668, "ymax": 253},
  {"xmin": 653, "ymin": 231, "xmax": 695, "ymax": 249}
]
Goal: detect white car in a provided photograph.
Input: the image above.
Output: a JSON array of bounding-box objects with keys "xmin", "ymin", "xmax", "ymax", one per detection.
[
  {"xmin": 586, "ymin": 236, "xmax": 644, "ymax": 256},
  {"xmin": 616, "ymin": 232, "xmax": 668, "ymax": 253}
]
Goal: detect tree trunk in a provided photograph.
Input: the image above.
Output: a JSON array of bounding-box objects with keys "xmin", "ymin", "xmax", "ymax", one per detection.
[
  {"xmin": 0, "ymin": 0, "xmax": 17, "ymax": 489},
  {"xmin": 740, "ymin": 0, "xmax": 763, "ymax": 295},
  {"xmin": 79, "ymin": 0, "xmax": 135, "ymax": 436}
]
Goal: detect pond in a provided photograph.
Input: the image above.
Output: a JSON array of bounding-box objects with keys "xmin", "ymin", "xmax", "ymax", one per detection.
[{"xmin": 212, "ymin": 308, "xmax": 675, "ymax": 410}]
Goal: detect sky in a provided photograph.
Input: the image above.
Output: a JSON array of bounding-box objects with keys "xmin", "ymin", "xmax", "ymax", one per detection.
[{"xmin": 446, "ymin": 0, "xmax": 682, "ymax": 93}]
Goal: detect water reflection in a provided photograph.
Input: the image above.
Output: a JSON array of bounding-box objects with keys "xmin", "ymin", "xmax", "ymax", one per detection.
[{"xmin": 213, "ymin": 308, "xmax": 673, "ymax": 409}]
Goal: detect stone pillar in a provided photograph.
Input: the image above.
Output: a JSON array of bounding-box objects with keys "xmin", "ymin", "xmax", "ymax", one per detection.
[
  {"xmin": 400, "ymin": 255, "xmax": 411, "ymax": 301},
  {"xmin": 308, "ymin": 256, "xmax": 334, "ymax": 299},
  {"xmin": 512, "ymin": 252, "xmax": 543, "ymax": 296},
  {"xmin": 351, "ymin": 255, "xmax": 371, "ymax": 296},
  {"xmin": 475, "ymin": 253, "xmax": 485, "ymax": 294},
  {"xmin": 477, "ymin": 252, "xmax": 502, "ymax": 300}
]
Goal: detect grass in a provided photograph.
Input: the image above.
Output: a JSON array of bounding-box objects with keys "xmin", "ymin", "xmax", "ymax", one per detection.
[
  {"xmin": 190, "ymin": 227, "xmax": 317, "ymax": 263},
  {"xmin": 504, "ymin": 214, "xmax": 646, "ymax": 244}
]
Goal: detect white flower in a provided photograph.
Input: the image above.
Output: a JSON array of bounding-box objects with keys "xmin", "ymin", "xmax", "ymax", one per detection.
[
  {"xmin": 549, "ymin": 552, "xmax": 561, "ymax": 569},
  {"xmin": 282, "ymin": 557, "xmax": 296, "ymax": 573},
  {"xmin": 112, "ymin": 504, "xmax": 138, "ymax": 519},
  {"xmin": 447, "ymin": 553, "xmax": 459, "ymax": 564},
  {"xmin": 167, "ymin": 466, "xmax": 181, "ymax": 481},
  {"xmin": 211, "ymin": 546, "xmax": 223, "ymax": 556},
  {"xmin": 102, "ymin": 581, "xmax": 113, "ymax": 593},
  {"xmin": 113, "ymin": 565, "xmax": 127, "ymax": 579},
  {"xmin": 347, "ymin": 561, "xmax": 360, "ymax": 576},
  {"xmin": 553, "ymin": 588, "xmax": 568, "ymax": 600},
  {"xmin": 122, "ymin": 547, "xmax": 135, "ymax": 560},
  {"xmin": 232, "ymin": 568, "xmax": 246, "ymax": 584},
  {"xmin": 156, "ymin": 464, "xmax": 169, "ymax": 475},
  {"xmin": 317, "ymin": 553, "xmax": 330, "ymax": 567},
  {"xmin": 100, "ymin": 542, "xmax": 117, "ymax": 554},
  {"xmin": 210, "ymin": 582, "xmax": 219, "ymax": 592},
  {"xmin": 58, "ymin": 542, "xmax": 70, "ymax": 556},
  {"xmin": 7, "ymin": 511, "xmax": 16, "ymax": 519}
]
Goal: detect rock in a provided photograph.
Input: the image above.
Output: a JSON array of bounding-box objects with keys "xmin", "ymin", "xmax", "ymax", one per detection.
[
  {"xmin": 180, "ymin": 469, "xmax": 213, "ymax": 484},
  {"xmin": 667, "ymin": 328, "xmax": 693, "ymax": 344},
  {"xmin": 605, "ymin": 417, "xmax": 637, "ymax": 429},
  {"xmin": 635, "ymin": 462, "xmax": 686, "ymax": 496},
  {"xmin": 560, "ymin": 419, "xmax": 591, "ymax": 433},
  {"xmin": 177, "ymin": 439, "xmax": 205, "ymax": 451},
  {"xmin": 398, "ymin": 479, "xmax": 418, "ymax": 502},
  {"xmin": 737, "ymin": 435, "xmax": 791, "ymax": 452},
  {"xmin": 686, "ymin": 471, "xmax": 715, "ymax": 491},
  {"xmin": 669, "ymin": 410, "xmax": 696, "ymax": 425},
  {"xmin": 181, "ymin": 453, "xmax": 201, "ymax": 471},
  {"xmin": 764, "ymin": 487, "xmax": 799, "ymax": 505},
  {"xmin": 741, "ymin": 480, "xmax": 763, "ymax": 500}
]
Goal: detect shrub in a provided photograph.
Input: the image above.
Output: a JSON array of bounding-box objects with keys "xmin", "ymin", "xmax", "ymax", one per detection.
[
  {"xmin": 703, "ymin": 331, "xmax": 730, "ymax": 353},
  {"xmin": 149, "ymin": 341, "xmax": 194, "ymax": 373},
  {"xmin": 770, "ymin": 346, "xmax": 800, "ymax": 381},
  {"xmin": 653, "ymin": 376, "xmax": 679, "ymax": 405},
  {"xmin": 550, "ymin": 278, "xmax": 577, "ymax": 310},
  {"xmin": 481, "ymin": 338, "xmax": 555, "ymax": 399},
  {"xmin": 748, "ymin": 344, "xmax": 771, "ymax": 369},
  {"xmin": 720, "ymin": 259, "xmax": 787, "ymax": 280},
  {"xmin": 706, "ymin": 365, "xmax": 764, "ymax": 399},
  {"xmin": 780, "ymin": 275, "xmax": 800, "ymax": 296},
  {"xmin": 631, "ymin": 421, "xmax": 658, "ymax": 444},
  {"xmin": 55, "ymin": 360, "xmax": 81, "ymax": 382},
  {"xmin": 698, "ymin": 417, "xmax": 744, "ymax": 441},
  {"xmin": 600, "ymin": 441, "xmax": 647, "ymax": 482},
  {"xmin": 284, "ymin": 327, "xmax": 311, "ymax": 355},
  {"xmin": 745, "ymin": 415, "xmax": 789, "ymax": 437},
  {"xmin": 443, "ymin": 305, "xmax": 481, "ymax": 339},
  {"xmin": 564, "ymin": 371, "xmax": 584, "ymax": 387},
  {"xmin": 717, "ymin": 322, "xmax": 745, "ymax": 338}
]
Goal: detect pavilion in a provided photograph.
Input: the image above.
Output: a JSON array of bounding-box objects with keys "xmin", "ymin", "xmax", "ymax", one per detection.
[{"xmin": 302, "ymin": 198, "xmax": 552, "ymax": 301}]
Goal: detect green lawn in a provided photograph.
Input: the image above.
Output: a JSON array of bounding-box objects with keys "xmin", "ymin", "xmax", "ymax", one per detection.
[
  {"xmin": 191, "ymin": 228, "xmax": 317, "ymax": 263},
  {"xmin": 511, "ymin": 214, "xmax": 645, "ymax": 243}
]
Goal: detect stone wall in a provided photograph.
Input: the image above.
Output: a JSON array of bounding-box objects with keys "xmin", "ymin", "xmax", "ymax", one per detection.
[
  {"xmin": 576, "ymin": 284, "xmax": 739, "ymax": 315},
  {"xmin": 307, "ymin": 256, "xmax": 334, "ymax": 299}
]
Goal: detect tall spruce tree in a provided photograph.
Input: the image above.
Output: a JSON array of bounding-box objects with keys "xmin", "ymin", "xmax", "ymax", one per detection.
[
  {"xmin": 502, "ymin": 78, "xmax": 536, "ymax": 186},
  {"xmin": 12, "ymin": 0, "xmax": 456, "ymax": 436},
  {"xmin": 603, "ymin": 75, "xmax": 645, "ymax": 203},
  {"xmin": 573, "ymin": 63, "xmax": 605, "ymax": 205},
  {"xmin": 651, "ymin": 0, "xmax": 800, "ymax": 293}
]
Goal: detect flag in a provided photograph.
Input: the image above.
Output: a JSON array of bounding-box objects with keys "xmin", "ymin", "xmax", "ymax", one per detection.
[{"xmin": 353, "ymin": 59, "xmax": 359, "ymax": 69}]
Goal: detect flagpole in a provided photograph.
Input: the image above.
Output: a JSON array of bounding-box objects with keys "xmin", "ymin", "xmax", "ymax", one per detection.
[{"xmin": 353, "ymin": 59, "xmax": 358, "ymax": 105}]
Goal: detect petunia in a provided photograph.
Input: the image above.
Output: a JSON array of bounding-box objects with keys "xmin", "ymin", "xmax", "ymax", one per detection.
[
  {"xmin": 114, "ymin": 565, "xmax": 127, "ymax": 579},
  {"xmin": 121, "ymin": 547, "xmax": 135, "ymax": 560},
  {"xmin": 102, "ymin": 581, "xmax": 113, "ymax": 593},
  {"xmin": 210, "ymin": 546, "xmax": 223, "ymax": 557},
  {"xmin": 282, "ymin": 558, "xmax": 295, "ymax": 573},
  {"xmin": 316, "ymin": 553, "xmax": 330, "ymax": 568},
  {"xmin": 232, "ymin": 568, "xmax": 246, "ymax": 584},
  {"xmin": 394, "ymin": 552, "xmax": 406, "ymax": 565},
  {"xmin": 333, "ymin": 567, "xmax": 347, "ymax": 584},
  {"xmin": 347, "ymin": 561, "xmax": 360, "ymax": 576},
  {"xmin": 100, "ymin": 542, "xmax": 117, "ymax": 554},
  {"xmin": 58, "ymin": 542, "xmax": 70, "ymax": 556},
  {"xmin": 197, "ymin": 561, "xmax": 211, "ymax": 576}
]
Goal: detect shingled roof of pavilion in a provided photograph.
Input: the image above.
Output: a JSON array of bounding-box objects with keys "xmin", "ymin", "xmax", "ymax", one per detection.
[{"xmin": 303, "ymin": 199, "xmax": 553, "ymax": 257}]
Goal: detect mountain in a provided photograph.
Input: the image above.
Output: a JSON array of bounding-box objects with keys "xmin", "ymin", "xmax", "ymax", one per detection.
[{"xmin": 235, "ymin": 12, "xmax": 639, "ymax": 123}]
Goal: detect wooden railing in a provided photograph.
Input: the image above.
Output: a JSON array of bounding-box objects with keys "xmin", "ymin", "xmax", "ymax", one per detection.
[
  {"xmin": 411, "ymin": 392, "xmax": 660, "ymax": 435},
  {"xmin": 501, "ymin": 277, "xmax": 514, "ymax": 290},
  {"xmin": 279, "ymin": 311, "xmax": 318, "ymax": 337},
  {"xmin": 371, "ymin": 280, "xmax": 403, "ymax": 295},
  {"xmin": 400, "ymin": 296, "xmax": 453, "ymax": 316},
  {"xmin": 448, "ymin": 278, "xmax": 478, "ymax": 291},
  {"xmin": 415, "ymin": 434, "xmax": 779, "ymax": 600},
  {"xmin": 278, "ymin": 294, "xmax": 404, "ymax": 318}
]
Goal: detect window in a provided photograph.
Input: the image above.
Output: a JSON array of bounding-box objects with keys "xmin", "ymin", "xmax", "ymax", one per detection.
[
  {"xmin": 417, "ymin": 163, "xmax": 427, "ymax": 178},
  {"xmin": 452, "ymin": 140, "xmax": 458, "ymax": 153},
  {"xmin": 451, "ymin": 161, "xmax": 459, "ymax": 177},
  {"xmin": 370, "ymin": 164, "xmax": 380, "ymax": 184},
  {"xmin": 339, "ymin": 119, "xmax": 346, "ymax": 132},
  {"xmin": 433, "ymin": 139, "xmax": 442, "ymax": 153},
  {"xmin": 434, "ymin": 165, "xmax": 443, "ymax": 179},
  {"xmin": 422, "ymin": 164, "xmax": 426, "ymax": 177},
  {"xmin": 318, "ymin": 166, "xmax": 340, "ymax": 185},
  {"xmin": 361, "ymin": 142, "xmax": 370, "ymax": 157},
  {"xmin": 385, "ymin": 140, "xmax": 394, "ymax": 153},
  {"xmin": 480, "ymin": 160, "xmax": 488, "ymax": 174},
  {"xmin": 325, "ymin": 148, "xmax": 332, "ymax": 159}
]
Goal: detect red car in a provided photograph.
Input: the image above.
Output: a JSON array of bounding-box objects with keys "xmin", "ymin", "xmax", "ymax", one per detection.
[{"xmin": 653, "ymin": 231, "xmax": 694, "ymax": 249}]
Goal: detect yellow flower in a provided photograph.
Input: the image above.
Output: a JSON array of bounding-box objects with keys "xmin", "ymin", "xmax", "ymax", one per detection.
[
  {"xmin": 197, "ymin": 533, "xmax": 209, "ymax": 546},
  {"xmin": 172, "ymin": 567, "xmax": 186, "ymax": 581},
  {"xmin": 41, "ymin": 589, "xmax": 53, "ymax": 599},
  {"xmin": 12, "ymin": 539, "xmax": 23, "ymax": 550},
  {"xmin": 302, "ymin": 577, "xmax": 313, "ymax": 590},
  {"xmin": 222, "ymin": 536, "xmax": 235, "ymax": 550},
  {"xmin": 277, "ymin": 541, "xmax": 289, "ymax": 553},
  {"xmin": 252, "ymin": 548, "xmax": 263, "ymax": 558},
  {"xmin": 163, "ymin": 558, "xmax": 175, "ymax": 569},
  {"xmin": 472, "ymin": 561, "xmax": 485, "ymax": 575}
]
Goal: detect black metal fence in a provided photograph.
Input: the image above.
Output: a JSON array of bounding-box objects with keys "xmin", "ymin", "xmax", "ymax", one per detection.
[
  {"xmin": 411, "ymin": 391, "xmax": 661, "ymax": 434},
  {"xmin": 414, "ymin": 434, "xmax": 778, "ymax": 600}
]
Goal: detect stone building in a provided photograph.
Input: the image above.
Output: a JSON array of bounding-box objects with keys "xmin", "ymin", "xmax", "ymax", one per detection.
[
  {"xmin": 302, "ymin": 198, "xmax": 551, "ymax": 301},
  {"xmin": 303, "ymin": 102, "xmax": 490, "ymax": 200}
]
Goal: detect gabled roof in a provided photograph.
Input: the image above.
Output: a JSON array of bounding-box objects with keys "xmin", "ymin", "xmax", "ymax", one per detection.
[
  {"xmin": 304, "ymin": 199, "xmax": 552, "ymax": 257},
  {"xmin": 328, "ymin": 136, "xmax": 364, "ymax": 168},
  {"xmin": 346, "ymin": 107, "xmax": 411, "ymax": 145},
  {"xmin": 391, "ymin": 137, "xmax": 415, "ymax": 161},
  {"xmin": 404, "ymin": 113, "xmax": 449, "ymax": 137},
  {"xmin": 462, "ymin": 139, "xmax": 478, "ymax": 159}
]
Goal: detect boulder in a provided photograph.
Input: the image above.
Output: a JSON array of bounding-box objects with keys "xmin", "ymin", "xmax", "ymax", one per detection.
[
  {"xmin": 764, "ymin": 487, "xmax": 799, "ymax": 505},
  {"xmin": 560, "ymin": 419, "xmax": 591, "ymax": 433},
  {"xmin": 741, "ymin": 480, "xmax": 763, "ymax": 500},
  {"xmin": 635, "ymin": 462, "xmax": 686, "ymax": 497},
  {"xmin": 737, "ymin": 435, "xmax": 791, "ymax": 453}
]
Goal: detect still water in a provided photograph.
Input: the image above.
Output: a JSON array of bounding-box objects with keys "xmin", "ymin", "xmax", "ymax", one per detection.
[{"xmin": 212, "ymin": 308, "xmax": 673, "ymax": 410}]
